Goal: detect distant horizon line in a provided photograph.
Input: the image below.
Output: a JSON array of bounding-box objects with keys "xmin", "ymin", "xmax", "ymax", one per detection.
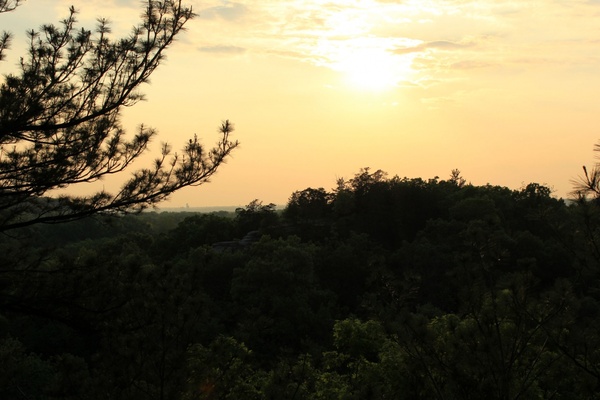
[{"xmin": 153, "ymin": 205, "xmax": 284, "ymax": 212}]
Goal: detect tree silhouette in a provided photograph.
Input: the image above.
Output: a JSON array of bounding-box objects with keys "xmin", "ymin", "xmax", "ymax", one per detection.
[
  {"xmin": 572, "ymin": 142, "xmax": 600, "ymax": 201},
  {"xmin": 0, "ymin": 1, "xmax": 238, "ymax": 231}
]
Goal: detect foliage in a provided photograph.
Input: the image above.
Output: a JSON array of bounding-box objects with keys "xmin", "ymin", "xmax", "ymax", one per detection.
[
  {"xmin": 571, "ymin": 142, "xmax": 600, "ymax": 201},
  {"xmin": 234, "ymin": 199, "xmax": 279, "ymax": 236},
  {"xmin": 185, "ymin": 336, "xmax": 263, "ymax": 400},
  {"xmin": 0, "ymin": 1, "xmax": 238, "ymax": 231},
  {"xmin": 4, "ymin": 166, "xmax": 600, "ymax": 398}
]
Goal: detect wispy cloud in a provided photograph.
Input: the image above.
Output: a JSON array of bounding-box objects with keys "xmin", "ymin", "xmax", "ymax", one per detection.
[
  {"xmin": 450, "ymin": 60, "xmax": 493, "ymax": 70},
  {"xmin": 198, "ymin": 1, "xmax": 248, "ymax": 21},
  {"xmin": 198, "ymin": 45, "xmax": 246, "ymax": 55},
  {"xmin": 394, "ymin": 40, "xmax": 472, "ymax": 55},
  {"xmin": 183, "ymin": 0, "xmax": 600, "ymax": 94}
]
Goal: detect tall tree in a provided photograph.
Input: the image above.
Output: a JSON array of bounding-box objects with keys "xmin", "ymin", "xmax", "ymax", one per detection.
[{"xmin": 0, "ymin": 0, "xmax": 238, "ymax": 231}]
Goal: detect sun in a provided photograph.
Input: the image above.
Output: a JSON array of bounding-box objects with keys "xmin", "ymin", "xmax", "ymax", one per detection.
[
  {"xmin": 336, "ymin": 47, "xmax": 408, "ymax": 91},
  {"xmin": 308, "ymin": 2, "xmax": 418, "ymax": 92},
  {"xmin": 317, "ymin": 38, "xmax": 415, "ymax": 92}
]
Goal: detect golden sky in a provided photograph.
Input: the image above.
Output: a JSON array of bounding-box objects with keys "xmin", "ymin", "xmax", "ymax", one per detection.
[{"xmin": 3, "ymin": 0, "xmax": 600, "ymax": 207}]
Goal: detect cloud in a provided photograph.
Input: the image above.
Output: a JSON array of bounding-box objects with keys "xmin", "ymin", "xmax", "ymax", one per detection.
[
  {"xmin": 450, "ymin": 60, "xmax": 493, "ymax": 69},
  {"xmin": 198, "ymin": 2, "xmax": 248, "ymax": 21},
  {"xmin": 184, "ymin": 0, "xmax": 600, "ymax": 91},
  {"xmin": 112, "ymin": 0, "xmax": 138, "ymax": 8},
  {"xmin": 198, "ymin": 45, "xmax": 246, "ymax": 55},
  {"xmin": 394, "ymin": 40, "xmax": 471, "ymax": 55}
]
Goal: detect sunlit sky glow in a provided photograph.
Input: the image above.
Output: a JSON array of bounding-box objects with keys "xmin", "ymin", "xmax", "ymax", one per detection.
[{"xmin": 3, "ymin": 0, "xmax": 600, "ymax": 207}]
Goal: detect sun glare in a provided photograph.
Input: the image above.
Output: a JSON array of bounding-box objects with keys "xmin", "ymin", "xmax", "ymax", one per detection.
[
  {"xmin": 311, "ymin": 5, "xmax": 418, "ymax": 93},
  {"xmin": 335, "ymin": 47, "xmax": 411, "ymax": 91},
  {"xmin": 337, "ymin": 49, "xmax": 406, "ymax": 91}
]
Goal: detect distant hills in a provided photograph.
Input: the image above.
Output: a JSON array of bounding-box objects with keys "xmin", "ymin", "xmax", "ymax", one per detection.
[
  {"xmin": 155, "ymin": 205, "xmax": 282, "ymax": 213},
  {"xmin": 155, "ymin": 206, "xmax": 240, "ymax": 213}
]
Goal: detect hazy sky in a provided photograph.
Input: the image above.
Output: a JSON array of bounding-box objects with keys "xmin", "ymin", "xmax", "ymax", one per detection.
[{"xmin": 3, "ymin": 0, "xmax": 600, "ymax": 207}]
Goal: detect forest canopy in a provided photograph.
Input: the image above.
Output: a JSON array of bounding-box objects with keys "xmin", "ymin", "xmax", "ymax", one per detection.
[{"xmin": 2, "ymin": 166, "xmax": 600, "ymax": 399}]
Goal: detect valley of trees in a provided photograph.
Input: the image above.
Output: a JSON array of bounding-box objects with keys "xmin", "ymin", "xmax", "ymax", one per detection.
[{"xmin": 3, "ymin": 167, "xmax": 600, "ymax": 399}]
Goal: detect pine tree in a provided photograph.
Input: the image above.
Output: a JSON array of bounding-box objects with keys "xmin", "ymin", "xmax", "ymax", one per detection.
[{"xmin": 0, "ymin": 0, "xmax": 238, "ymax": 231}]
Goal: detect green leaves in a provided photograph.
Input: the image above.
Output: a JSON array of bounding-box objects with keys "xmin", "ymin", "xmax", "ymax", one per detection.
[{"xmin": 185, "ymin": 336, "xmax": 262, "ymax": 400}]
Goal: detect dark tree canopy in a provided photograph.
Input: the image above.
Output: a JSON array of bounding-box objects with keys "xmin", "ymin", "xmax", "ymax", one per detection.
[
  {"xmin": 0, "ymin": 0, "xmax": 238, "ymax": 231},
  {"xmin": 5, "ymin": 165, "xmax": 600, "ymax": 398},
  {"xmin": 284, "ymin": 187, "xmax": 331, "ymax": 222}
]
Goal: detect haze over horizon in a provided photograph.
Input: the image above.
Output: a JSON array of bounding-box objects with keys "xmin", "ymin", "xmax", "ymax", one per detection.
[{"xmin": 3, "ymin": 0, "xmax": 600, "ymax": 207}]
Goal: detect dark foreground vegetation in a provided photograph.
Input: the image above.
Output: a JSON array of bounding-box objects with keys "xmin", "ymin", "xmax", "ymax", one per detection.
[{"xmin": 3, "ymin": 168, "xmax": 600, "ymax": 399}]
